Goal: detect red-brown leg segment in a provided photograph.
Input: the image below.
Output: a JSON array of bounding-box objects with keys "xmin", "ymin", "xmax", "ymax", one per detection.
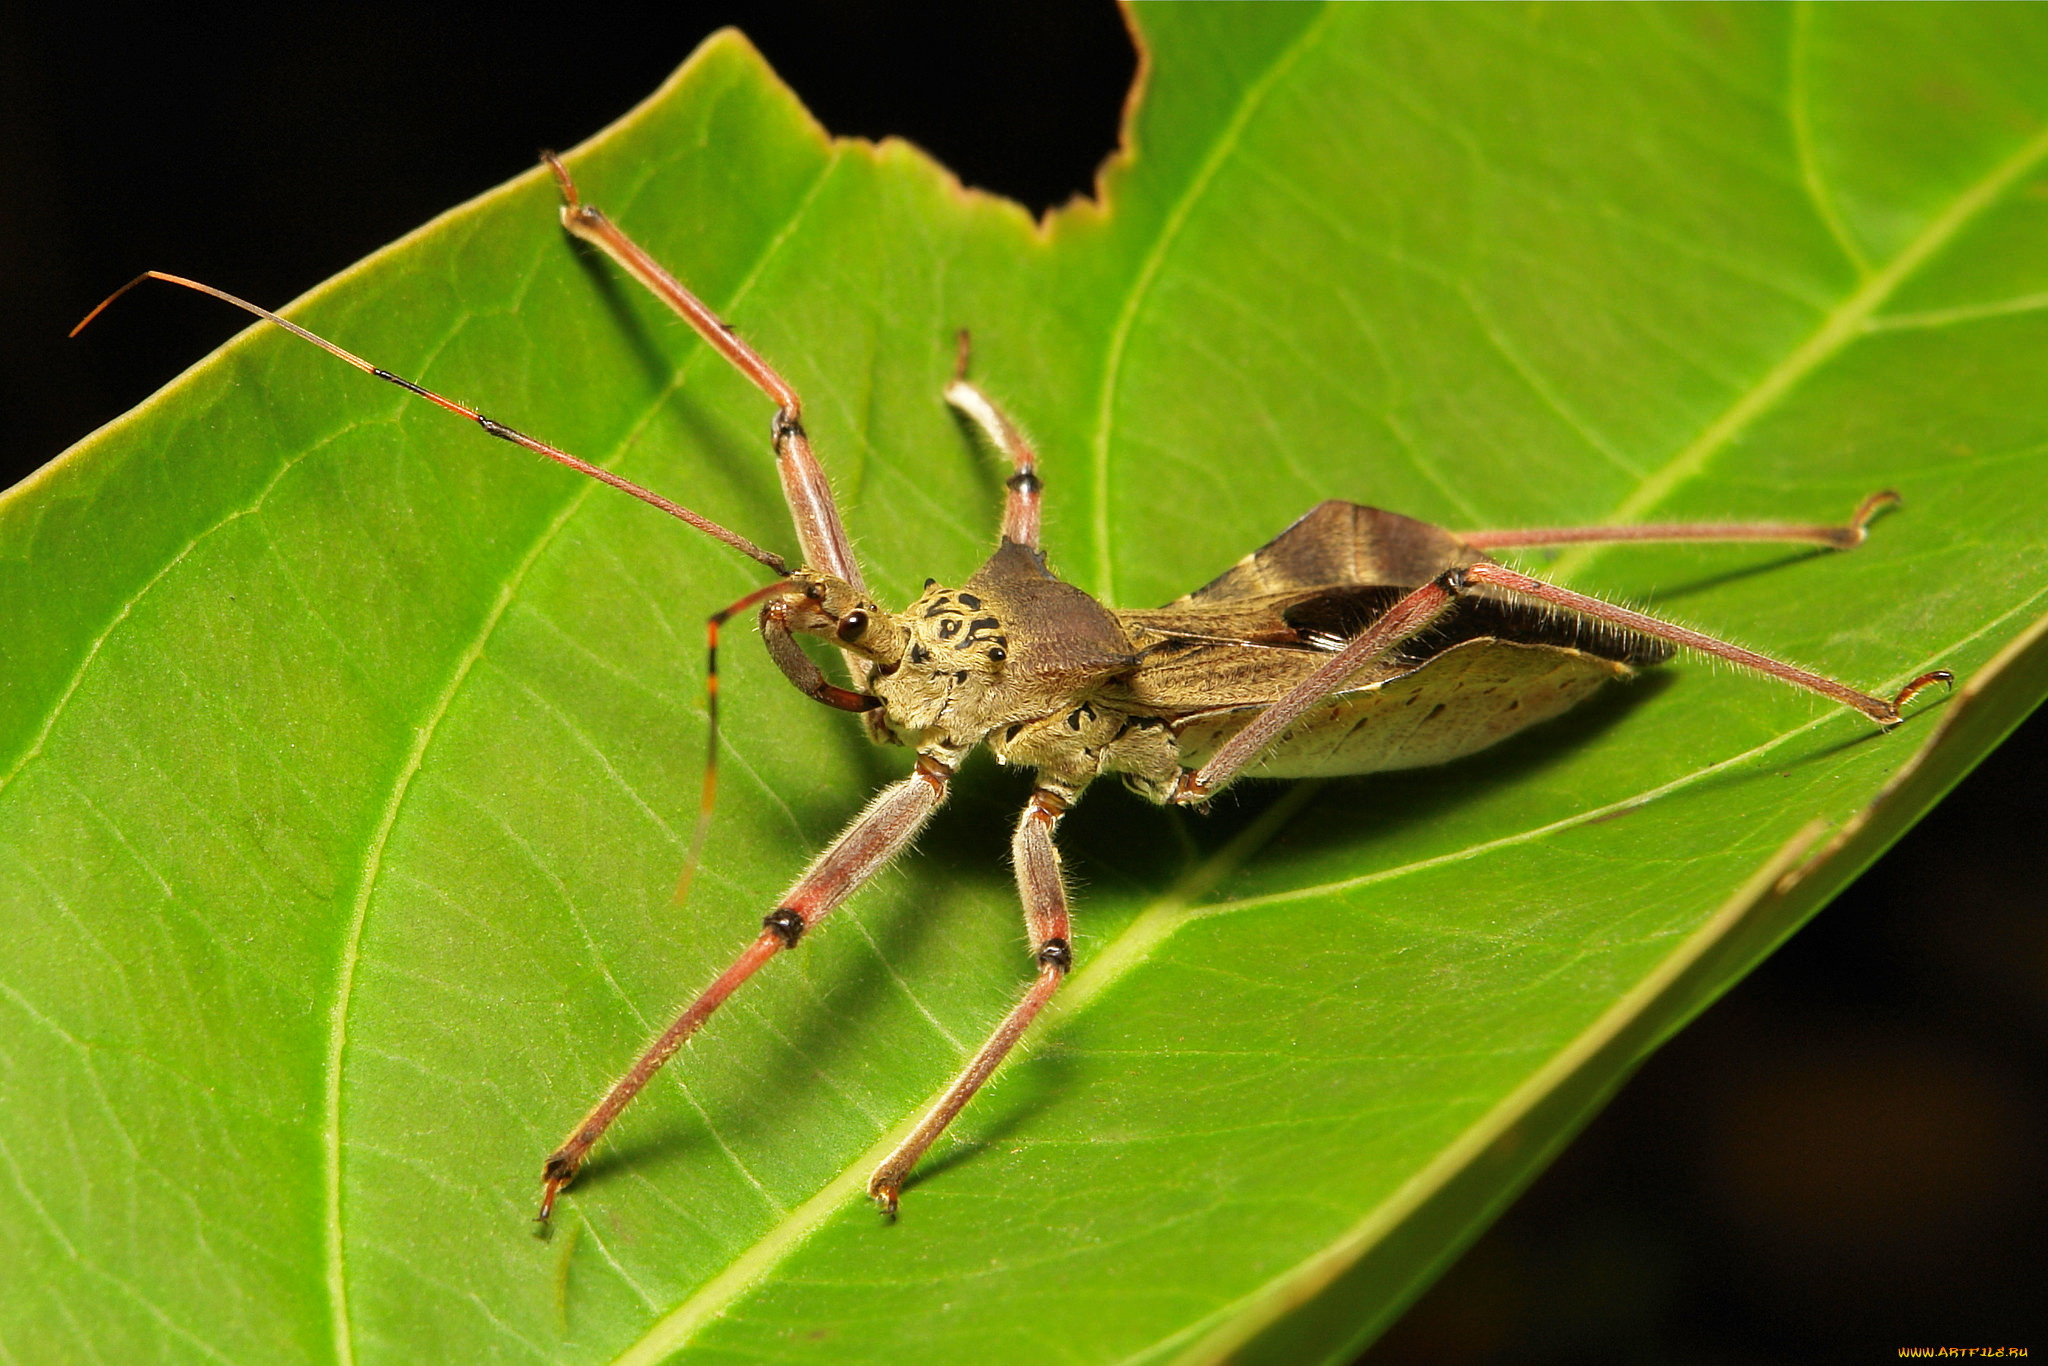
[
  {"xmin": 545, "ymin": 154, "xmax": 865, "ymax": 593},
  {"xmin": 1172, "ymin": 556, "xmax": 1953, "ymax": 806},
  {"xmin": 943, "ymin": 332, "xmax": 1042, "ymax": 551},
  {"xmin": 867, "ymin": 787, "xmax": 1075, "ymax": 1213},
  {"xmin": 1459, "ymin": 561, "xmax": 1951, "ymax": 725},
  {"xmin": 1459, "ymin": 490, "xmax": 1899, "ymax": 552},
  {"xmin": 539, "ymin": 754, "xmax": 954, "ymax": 1221}
]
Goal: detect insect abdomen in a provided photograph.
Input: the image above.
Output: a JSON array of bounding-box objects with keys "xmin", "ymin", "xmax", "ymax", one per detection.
[{"xmin": 1171, "ymin": 638, "xmax": 1635, "ymax": 778}]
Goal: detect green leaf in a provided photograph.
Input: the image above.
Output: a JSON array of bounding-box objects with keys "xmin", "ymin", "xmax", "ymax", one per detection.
[{"xmin": 5, "ymin": 7, "xmax": 2047, "ymax": 1363}]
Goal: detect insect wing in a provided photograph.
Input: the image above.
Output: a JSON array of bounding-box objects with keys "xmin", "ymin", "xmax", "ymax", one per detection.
[
  {"xmin": 1171, "ymin": 500, "xmax": 1479, "ymax": 605},
  {"xmin": 1170, "ymin": 637, "xmax": 1635, "ymax": 778}
]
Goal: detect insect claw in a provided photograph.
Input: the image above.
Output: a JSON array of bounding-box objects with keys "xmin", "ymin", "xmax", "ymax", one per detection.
[
  {"xmin": 1890, "ymin": 669, "xmax": 1955, "ymax": 716},
  {"xmin": 868, "ymin": 1178, "xmax": 901, "ymax": 1218},
  {"xmin": 1844, "ymin": 489, "xmax": 1904, "ymax": 544},
  {"xmin": 542, "ymin": 150, "xmax": 586, "ymax": 210},
  {"xmin": 537, "ymin": 1151, "xmax": 580, "ymax": 1224}
]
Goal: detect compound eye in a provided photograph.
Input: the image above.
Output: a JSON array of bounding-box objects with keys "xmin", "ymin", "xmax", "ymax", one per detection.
[{"xmin": 836, "ymin": 609, "xmax": 869, "ymax": 643}]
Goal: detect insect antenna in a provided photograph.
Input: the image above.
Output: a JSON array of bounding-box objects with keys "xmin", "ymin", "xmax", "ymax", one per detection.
[
  {"xmin": 72, "ymin": 271, "xmax": 790, "ymax": 575},
  {"xmin": 672, "ymin": 578, "xmax": 800, "ymax": 908}
]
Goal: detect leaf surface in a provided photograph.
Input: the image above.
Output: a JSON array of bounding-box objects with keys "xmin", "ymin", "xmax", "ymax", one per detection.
[{"xmin": 4, "ymin": 7, "xmax": 2047, "ymax": 1363}]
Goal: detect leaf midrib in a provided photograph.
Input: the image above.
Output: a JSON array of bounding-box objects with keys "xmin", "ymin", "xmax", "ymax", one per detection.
[{"xmin": 1555, "ymin": 116, "xmax": 2048, "ymax": 578}]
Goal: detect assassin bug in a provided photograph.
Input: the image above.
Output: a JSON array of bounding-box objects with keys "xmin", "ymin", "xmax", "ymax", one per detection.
[{"xmin": 78, "ymin": 154, "xmax": 1953, "ymax": 1223}]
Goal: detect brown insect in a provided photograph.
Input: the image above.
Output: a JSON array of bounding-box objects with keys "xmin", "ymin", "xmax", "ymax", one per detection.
[{"xmin": 79, "ymin": 155, "xmax": 1953, "ymax": 1223}]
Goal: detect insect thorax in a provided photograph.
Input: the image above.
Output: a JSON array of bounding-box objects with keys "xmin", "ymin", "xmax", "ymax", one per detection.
[{"xmin": 850, "ymin": 540, "xmax": 1177, "ymax": 797}]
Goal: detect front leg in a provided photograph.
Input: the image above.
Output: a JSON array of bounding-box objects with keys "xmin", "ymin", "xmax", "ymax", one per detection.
[
  {"xmin": 546, "ymin": 154, "xmax": 865, "ymax": 594},
  {"xmin": 868, "ymin": 786, "xmax": 1077, "ymax": 1213}
]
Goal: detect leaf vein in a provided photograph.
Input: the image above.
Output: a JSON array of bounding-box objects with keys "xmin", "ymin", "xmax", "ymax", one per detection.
[
  {"xmin": 1788, "ymin": 2, "xmax": 1872, "ymax": 276},
  {"xmin": 1088, "ymin": 6, "xmax": 1337, "ymax": 603},
  {"xmin": 1552, "ymin": 113, "xmax": 2048, "ymax": 577}
]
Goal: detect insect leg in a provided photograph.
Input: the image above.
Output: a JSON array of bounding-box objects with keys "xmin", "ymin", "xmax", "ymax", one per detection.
[
  {"xmin": 1173, "ymin": 577, "xmax": 1464, "ymax": 802},
  {"xmin": 544, "ymin": 154, "xmax": 865, "ymax": 592},
  {"xmin": 756, "ymin": 592, "xmax": 886, "ymax": 714},
  {"xmin": 1456, "ymin": 562, "xmax": 1952, "ymax": 726},
  {"xmin": 539, "ymin": 754, "xmax": 953, "ymax": 1221},
  {"xmin": 1459, "ymin": 490, "xmax": 1900, "ymax": 552},
  {"xmin": 943, "ymin": 331, "xmax": 1042, "ymax": 550},
  {"xmin": 867, "ymin": 786, "xmax": 1074, "ymax": 1213}
]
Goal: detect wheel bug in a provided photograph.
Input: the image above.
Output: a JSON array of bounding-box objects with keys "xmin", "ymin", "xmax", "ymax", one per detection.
[{"xmin": 78, "ymin": 153, "xmax": 1953, "ymax": 1224}]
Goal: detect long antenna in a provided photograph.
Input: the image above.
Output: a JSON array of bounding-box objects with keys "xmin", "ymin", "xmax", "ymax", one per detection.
[{"xmin": 74, "ymin": 271, "xmax": 791, "ymax": 575}]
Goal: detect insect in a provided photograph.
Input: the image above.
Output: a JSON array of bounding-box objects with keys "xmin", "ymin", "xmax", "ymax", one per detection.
[{"xmin": 80, "ymin": 153, "xmax": 1953, "ymax": 1224}]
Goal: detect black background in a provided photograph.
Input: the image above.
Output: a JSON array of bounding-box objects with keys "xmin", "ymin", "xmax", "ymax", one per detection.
[{"xmin": 4, "ymin": 5, "xmax": 2041, "ymax": 1361}]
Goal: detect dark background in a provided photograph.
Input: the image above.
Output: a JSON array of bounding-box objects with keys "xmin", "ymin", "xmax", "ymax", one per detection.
[{"xmin": 4, "ymin": 6, "xmax": 2041, "ymax": 1361}]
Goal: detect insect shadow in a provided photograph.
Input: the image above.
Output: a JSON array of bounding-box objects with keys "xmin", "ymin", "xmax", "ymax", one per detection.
[
  {"xmin": 559, "ymin": 224, "xmax": 794, "ymax": 545},
  {"xmin": 1615, "ymin": 548, "xmax": 1853, "ymax": 607},
  {"xmin": 560, "ymin": 225, "xmax": 679, "ymax": 395}
]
